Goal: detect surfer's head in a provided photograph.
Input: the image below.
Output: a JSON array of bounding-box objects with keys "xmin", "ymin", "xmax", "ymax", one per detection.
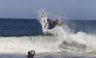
[
  {"xmin": 31, "ymin": 50, "xmax": 35, "ymax": 52},
  {"xmin": 55, "ymin": 19, "xmax": 58, "ymax": 24}
]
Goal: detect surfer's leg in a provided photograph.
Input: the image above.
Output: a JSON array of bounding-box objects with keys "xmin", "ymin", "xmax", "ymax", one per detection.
[
  {"xmin": 44, "ymin": 21, "xmax": 49, "ymax": 28},
  {"xmin": 44, "ymin": 32, "xmax": 46, "ymax": 35}
]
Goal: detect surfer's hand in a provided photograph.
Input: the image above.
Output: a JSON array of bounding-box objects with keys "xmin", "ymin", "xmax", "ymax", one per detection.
[{"xmin": 60, "ymin": 20, "xmax": 62, "ymax": 23}]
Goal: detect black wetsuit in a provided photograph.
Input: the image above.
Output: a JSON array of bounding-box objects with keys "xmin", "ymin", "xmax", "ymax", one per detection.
[
  {"xmin": 47, "ymin": 20, "xmax": 57, "ymax": 29},
  {"xmin": 27, "ymin": 51, "xmax": 35, "ymax": 58}
]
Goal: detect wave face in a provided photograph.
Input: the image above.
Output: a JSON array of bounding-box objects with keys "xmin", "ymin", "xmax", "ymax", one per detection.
[{"xmin": 0, "ymin": 18, "xmax": 96, "ymax": 53}]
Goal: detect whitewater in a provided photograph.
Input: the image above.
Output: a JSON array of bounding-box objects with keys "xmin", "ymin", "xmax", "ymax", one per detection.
[
  {"xmin": 1, "ymin": 27, "xmax": 96, "ymax": 54},
  {"xmin": 1, "ymin": 32, "xmax": 96, "ymax": 58}
]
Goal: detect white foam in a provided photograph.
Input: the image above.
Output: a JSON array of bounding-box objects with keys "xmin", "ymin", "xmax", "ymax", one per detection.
[
  {"xmin": 0, "ymin": 26, "xmax": 96, "ymax": 53},
  {"xmin": 61, "ymin": 31, "xmax": 96, "ymax": 52},
  {"xmin": 0, "ymin": 36, "xmax": 61, "ymax": 53}
]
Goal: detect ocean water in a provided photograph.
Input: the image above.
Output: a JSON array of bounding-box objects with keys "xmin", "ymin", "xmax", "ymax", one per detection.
[{"xmin": 0, "ymin": 18, "xmax": 96, "ymax": 58}]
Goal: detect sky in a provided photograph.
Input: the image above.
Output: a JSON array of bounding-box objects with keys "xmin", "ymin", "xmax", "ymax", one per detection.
[{"xmin": 0, "ymin": 0, "xmax": 96, "ymax": 20}]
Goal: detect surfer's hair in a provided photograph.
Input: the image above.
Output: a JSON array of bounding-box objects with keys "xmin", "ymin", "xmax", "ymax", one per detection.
[
  {"xmin": 55, "ymin": 19, "xmax": 58, "ymax": 22},
  {"xmin": 47, "ymin": 19, "xmax": 51, "ymax": 21}
]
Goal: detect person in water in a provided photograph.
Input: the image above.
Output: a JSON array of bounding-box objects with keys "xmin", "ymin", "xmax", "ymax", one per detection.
[
  {"xmin": 27, "ymin": 50, "xmax": 35, "ymax": 58},
  {"xmin": 44, "ymin": 19, "xmax": 62, "ymax": 35}
]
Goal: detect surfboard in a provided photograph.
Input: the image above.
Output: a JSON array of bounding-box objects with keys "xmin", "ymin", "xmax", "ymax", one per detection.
[{"xmin": 41, "ymin": 12, "xmax": 48, "ymax": 33}]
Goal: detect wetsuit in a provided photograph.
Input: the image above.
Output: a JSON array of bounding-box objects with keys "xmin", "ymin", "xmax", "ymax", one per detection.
[
  {"xmin": 47, "ymin": 21, "xmax": 61, "ymax": 29},
  {"xmin": 47, "ymin": 22, "xmax": 55, "ymax": 29},
  {"xmin": 47, "ymin": 20, "xmax": 61, "ymax": 29},
  {"xmin": 27, "ymin": 51, "xmax": 35, "ymax": 58}
]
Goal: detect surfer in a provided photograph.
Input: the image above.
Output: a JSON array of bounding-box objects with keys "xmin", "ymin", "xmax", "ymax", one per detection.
[
  {"xmin": 27, "ymin": 50, "xmax": 35, "ymax": 58},
  {"xmin": 44, "ymin": 19, "xmax": 62, "ymax": 35},
  {"xmin": 44, "ymin": 19, "xmax": 62, "ymax": 29}
]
